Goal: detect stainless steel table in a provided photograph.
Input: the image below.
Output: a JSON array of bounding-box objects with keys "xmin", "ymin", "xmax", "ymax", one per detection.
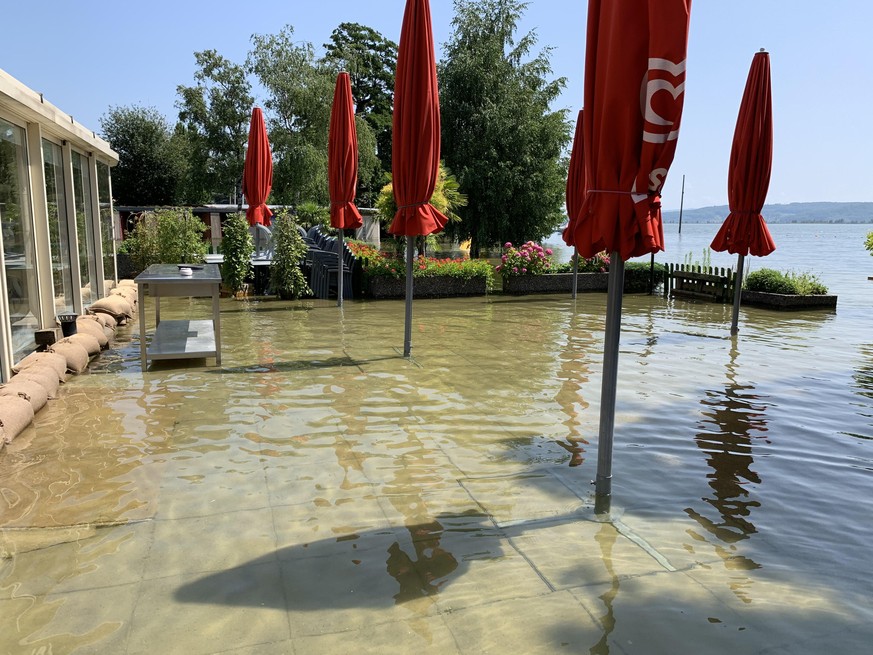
[{"xmin": 134, "ymin": 264, "xmax": 222, "ymax": 368}]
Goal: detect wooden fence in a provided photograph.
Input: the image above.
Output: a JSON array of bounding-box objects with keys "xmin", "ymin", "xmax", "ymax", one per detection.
[{"xmin": 663, "ymin": 263, "xmax": 735, "ymax": 303}]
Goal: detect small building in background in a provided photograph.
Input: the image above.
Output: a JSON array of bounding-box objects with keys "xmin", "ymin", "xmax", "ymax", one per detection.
[{"xmin": 0, "ymin": 67, "xmax": 118, "ymax": 381}]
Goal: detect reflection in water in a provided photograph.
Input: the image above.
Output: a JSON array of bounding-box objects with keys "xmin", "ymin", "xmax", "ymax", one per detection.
[
  {"xmin": 589, "ymin": 521, "xmax": 620, "ymax": 655},
  {"xmin": 685, "ymin": 345, "xmax": 767, "ymax": 602},
  {"xmin": 554, "ymin": 309, "xmax": 595, "ymax": 467},
  {"xmin": 849, "ymin": 343, "xmax": 873, "ymax": 441}
]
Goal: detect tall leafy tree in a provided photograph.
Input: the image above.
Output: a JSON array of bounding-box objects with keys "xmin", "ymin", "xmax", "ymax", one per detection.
[
  {"xmin": 439, "ymin": 0, "xmax": 571, "ymax": 255},
  {"xmin": 324, "ymin": 23, "xmax": 397, "ymax": 175},
  {"xmin": 99, "ymin": 105, "xmax": 184, "ymax": 206},
  {"xmin": 176, "ymin": 50, "xmax": 253, "ymax": 204},
  {"xmin": 248, "ymin": 26, "xmax": 335, "ymax": 205}
]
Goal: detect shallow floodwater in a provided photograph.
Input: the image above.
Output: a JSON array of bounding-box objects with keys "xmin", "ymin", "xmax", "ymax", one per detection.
[{"xmin": 1, "ymin": 226, "xmax": 872, "ymax": 654}]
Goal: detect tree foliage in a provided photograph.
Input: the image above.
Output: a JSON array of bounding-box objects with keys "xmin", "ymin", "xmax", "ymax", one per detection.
[
  {"xmin": 439, "ymin": 0, "xmax": 571, "ymax": 255},
  {"xmin": 99, "ymin": 106, "xmax": 185, "ymax": 205},
  {"xmin": 324, "ymin": 23, "xmax": 397, "ymax": 175},
  {"xmin": 248, "ymin": 26, "xmax": 334, "ymax": 205},
  {"xmin": 176, "ymin": 50, "xmax": 254, "ymax": 204}
]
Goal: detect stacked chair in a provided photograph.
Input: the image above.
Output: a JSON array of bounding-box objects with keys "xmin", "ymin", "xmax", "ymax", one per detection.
[{"xmin": 304, "ymin": 226, "xmax": 354, "ymax": 300}]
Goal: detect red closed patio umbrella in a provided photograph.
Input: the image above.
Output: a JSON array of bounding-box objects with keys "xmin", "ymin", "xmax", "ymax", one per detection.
[
  {"xmin": 563, "ymin": 109, "xmax": 586, "ymax": 298},
  {"xmin": 328, "ymin": 71, "xmax": 363, "ymax": 307},
  {"xmin": 571, "ymin": 0, "xmax": 692, "ymax": 502},
  {"xmin": 242, "ymin": 107, "xmax": 273, "ymax": 228},
  {"xmin": 711, "ymin": 50, "xmax": 775, "ymax": 335},
  {"xmin": 390, "ymin": 0, "xmax": 448, "ymax": 357}
]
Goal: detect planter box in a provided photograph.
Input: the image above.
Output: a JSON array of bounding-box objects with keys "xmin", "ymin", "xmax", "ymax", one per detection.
[
  {"xmin": 365, "ymin": 275, "xmax": 487, "ymax": 299},
  {"xmin": 741, "ymin": 290, "xmax": 837, "ymax": 310},
  {"xmin": 503, "ymin": 272, "xmax": 609, "ymax": 294}
]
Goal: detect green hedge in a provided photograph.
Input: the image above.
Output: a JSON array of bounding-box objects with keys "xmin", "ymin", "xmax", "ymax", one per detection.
[{"xmin": 745, "ymin": 268, "xmax": 828, "ymax": 295}]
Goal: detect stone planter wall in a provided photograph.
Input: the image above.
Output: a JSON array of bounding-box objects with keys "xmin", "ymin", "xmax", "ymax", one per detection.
[
  {"xmin": 741, "ymin": 290, "xmax": 838, "ymax": 310},
  {"xmin": 502, "ymin": 272, "xmax": 609, "ymax": 294},
  {"xmin": 364, "ymin": 275, "xmax": 487, "ymax": 299}
]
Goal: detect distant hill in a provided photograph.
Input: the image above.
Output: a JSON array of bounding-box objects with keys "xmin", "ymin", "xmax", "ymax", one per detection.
[{"xmin": 662, "ymin": 202, "xmax": 873, "ymax": 224}]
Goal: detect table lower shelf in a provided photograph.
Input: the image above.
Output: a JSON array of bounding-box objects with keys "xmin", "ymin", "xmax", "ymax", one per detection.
[{"xmin": 147, "ymin": 319, "xmax": 217, "ymax": 360}]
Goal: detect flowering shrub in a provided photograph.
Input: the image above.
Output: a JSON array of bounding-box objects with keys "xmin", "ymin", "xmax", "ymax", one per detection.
[
  {"xmin": 552, "ymin": 251, "xmax": 611, "ymax": 273},
  {"xmin": 496, "ymin": 241, "xmax": 554, "ymax": 278},
  {"xmin": 497, "ymin": 241, "xmax": 611, "ymax": 279},
  {"xmin": 346, "ymin": 240, "xmax": 493, "ymax": 285}
]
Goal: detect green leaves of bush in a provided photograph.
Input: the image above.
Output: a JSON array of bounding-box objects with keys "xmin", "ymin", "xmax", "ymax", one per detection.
[{"xmin": 745, "ymin": 268, "xmax": 828, "ymax": 296}]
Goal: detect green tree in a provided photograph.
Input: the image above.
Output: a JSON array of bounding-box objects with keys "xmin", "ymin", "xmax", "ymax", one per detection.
[
  {"xmin": 248, "ymin": 26, "xmax": 334, "ymax": 205},
  {"xmin": 324, "ymin": 23, "xmax": 397, "ymax": 175},
  {"xmin": 99, "ymin": 106, "xmax": 184, "ymax": 205},
  {"xmin": 176, "ymin": 50, "xmax": 254, "ymax": 203},
  {"xmin": 439, "ymin": 0, "xmax": 571, "ymax": 256}
]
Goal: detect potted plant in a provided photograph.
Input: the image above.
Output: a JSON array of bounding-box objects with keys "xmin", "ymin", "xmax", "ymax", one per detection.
[
  {"xmin": 497, "ymin": 242, "xmax": 609, "ymax": 294},
  {"xmin": 741, "ymin": 268, "xmax": 837, "ymax": 309},
  {"xmin": 348, "ymin": 241, "xmax": 492, "ymax": 299},
  {"xmin": 269, "ymin": 209, "xmax": 311, "ymax": 300},
  {"xmin": 117, "ymin": 208, "xmax": 208, "ymax": 276},
  {"xmin": 220, "ymin": 213, "xmax": 254, "ymax": 298}
]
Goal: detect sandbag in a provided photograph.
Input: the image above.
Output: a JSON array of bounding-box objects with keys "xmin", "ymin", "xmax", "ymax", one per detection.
[
  {"xmin": 11, "ymin": 352, "xmax": 67, "ymax": 382},
  {"xmin": 0, "ymin": 379, "xmax": 49, "ymax": 413},
  {"xmin": 48, "ymin": 341, "xmax": 90, "ymax": 374},
  {"xmin": 88, "ymin": 295, "xmax": 132, "ymax": 322},
  {"xmin": 13, "ymin": 367, "xmax": 61, "ymax": 398},
  {"xmin": 0, "ymin": 395, "xmax": 35, "ymax": 444},
  {"xmin": 75, "ymin": 318, "xmax": 109, "ymax": 348}
]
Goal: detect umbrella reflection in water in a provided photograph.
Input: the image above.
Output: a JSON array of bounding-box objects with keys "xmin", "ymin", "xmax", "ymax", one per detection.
[{"xmin": 685, "ymin": 343, "xmax": 767, "ymax": 603}]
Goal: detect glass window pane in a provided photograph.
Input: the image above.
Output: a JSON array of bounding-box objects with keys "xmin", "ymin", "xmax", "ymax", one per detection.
[
  {"xmin": 96, "ymin": 161, "xmax": 115, "ymax": 282},
  {"xmin": 43, "ymin": 139, "xmax": 74, "ymax": 313},
  {"xmin": 0, "ymin": 118, "xmax": 39, "ymax": 360},
  {"xmin": 72, "ymin": 151, "xmax": 97, "ymax": 305}
]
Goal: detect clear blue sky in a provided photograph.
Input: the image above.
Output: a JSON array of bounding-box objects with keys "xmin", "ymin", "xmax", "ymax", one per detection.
[{"xmin": 2, "ymin": 1, "xmax": 870, "ymax": 211}]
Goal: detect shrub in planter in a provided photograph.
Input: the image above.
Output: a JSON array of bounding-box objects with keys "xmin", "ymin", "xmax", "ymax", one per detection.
[
  {"xmin": 347, "ymin": 240, "xmax": 492, "ymax": 297},
  {"xmin": 295, "ymin": 201, "xmax": 330, "ymax": 231},
  {"xmin": 221, "ymin": 213, "xmax": 254, "ymax": 297},
  {"xmin": 744, "ymin": 268, "xmax": 828, "ymax": 295},
  {"xmin": 118, "ymin": 208, "xmax": 208, "ymax": 273},
  {"xmin": 270, "ymin": 209, "xmax": 311, "ymax": 300}
]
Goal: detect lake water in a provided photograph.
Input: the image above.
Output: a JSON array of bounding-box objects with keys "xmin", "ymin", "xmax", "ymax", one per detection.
[{"xmin": 1, "ymin": 223, "xmax": 871, "ymax": 653}]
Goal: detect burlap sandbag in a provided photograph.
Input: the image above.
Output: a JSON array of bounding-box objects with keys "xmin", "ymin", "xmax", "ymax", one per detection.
[
  {"xmin": 88, "ymin": 295, "xmax": 132, "ymax": 322},
  {"xmin": 64, "ymin": 333, "xmax": 101, "ymax": 357},
  {"xmin": 0, "ymin": 379, "xmax": 49, "ymax": 413},
  {"xmin": 48, "ymin": 341, "xmax": 90, "ymax": 373},
  {"xmin": 88, "ymin": 311, "xmax": 118, "ymax": 330},
  {"xmin": 75, "ymin": 318, "xmax": 109, "ymax": 348},
  {"xmin": 118, "ymin": 279, "xmax": 137, "ymax": 288},
  {"xmin": 13, "ymin": 367, "xmax": 61, "ymax": 398},
  {"xmin": 0, "ymin": 395, "xmax": 35, "ymax": 444},
  {"xmin": 11, "ymin": 352, "xmax": 68, "ymax": 382}
]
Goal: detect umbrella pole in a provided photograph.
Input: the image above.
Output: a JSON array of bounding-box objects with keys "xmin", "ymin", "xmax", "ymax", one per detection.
[
  {"xmin": 731, "ymin": 254, "xmax": 745, "ymax": 336},
  {"xmin": 572, "ymin": 248, "xmax": 579, "ymax": 299},
  {"xmin": 595, "ymin": 253, "xmax": 625, "ymax": 499},
  {"xmin": 403, "ymin": 237, "xmax": 414, "ymax": 357},
  {"xmin": 337, "ymin": 230, "xmax": 344, "ymax": 308}
]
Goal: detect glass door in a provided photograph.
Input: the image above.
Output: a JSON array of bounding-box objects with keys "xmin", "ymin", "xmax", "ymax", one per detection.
[
  {"xmin": 43, "ymin": 139, "xmax": 74, "ymax": 313},
  {"xmin": 71, "ymin": 151, "xmax": 97, "ymax": 305}
]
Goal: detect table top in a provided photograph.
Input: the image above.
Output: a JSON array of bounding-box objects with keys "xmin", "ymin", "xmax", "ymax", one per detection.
[{"xmin": 134, "ymin": 263, "xmax": 222, "ymax": 284}]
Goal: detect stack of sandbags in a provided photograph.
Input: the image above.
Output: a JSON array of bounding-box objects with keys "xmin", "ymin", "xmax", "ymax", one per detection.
[
  {"xmin": 1, "ymin": 352, "xmax": 66, "ymax": 445},
  {"xmin": 1, "ymin": 282, "xmax": 139, "ymax": 449}
]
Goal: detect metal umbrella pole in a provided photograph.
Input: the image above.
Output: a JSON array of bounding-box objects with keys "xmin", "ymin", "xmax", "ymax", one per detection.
[
  {"xmin": 572, "ymin": 248, "xmax": 579, "ymax": 299},
  {"xmin": 337, "ymin": 229, "xmax": 344, "ymax": 307},
  {"xmin": 403, "ymin": 237, "xmax": 414, "ymax": 357},
  {"xmin": 731, "ymin": 253, "xmax": 745, "ymax": 336},
  {"xmin": 595, "ymin": 253, "xmax": 625, "ymax": 500}
]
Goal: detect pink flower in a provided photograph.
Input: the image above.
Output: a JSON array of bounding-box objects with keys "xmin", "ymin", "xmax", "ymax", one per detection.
[
  {"xmin": 512, "ymin": 267, "xmax": 518, "ymax": 273},
  {"xmin": 545, "ymin": 248, "xmax": 553, "ymax": 255},
  {"xmin": 501, "ymin": 255, "xmax": 507, "ymax": 262},
  {"xmin": 521, "ymin": 267, "xmax": 527, "ymax": 273},
  {"xmin": 504, "ymin": 242, "xmax": 512, "ymax": 248}
]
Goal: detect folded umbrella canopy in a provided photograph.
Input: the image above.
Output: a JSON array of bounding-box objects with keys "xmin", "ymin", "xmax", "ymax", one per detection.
[
  {"xmin": 563, "ymin": 109, "xmax": 586, "ymax": 298},
  {"xmin": 570, "ymin": 0, "xmax": 693, "ymax": 501},
  {"xmin": 711, "ymin": 50, "xmax": 775, "ymax": 335},
  {"xmin": 242, "ymin": 107, "xmax": 273, "ymax": 228},
  {"xmin": 390, "ymin": 0, "xmax": 448, "ymax": 357},
  {"xmin": 328, "ymin": 71, "xmax": 363, "ymax": 307}
]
